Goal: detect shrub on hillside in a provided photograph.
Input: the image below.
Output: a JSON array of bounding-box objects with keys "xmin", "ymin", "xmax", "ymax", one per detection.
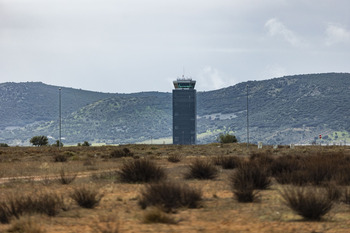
[
  {"xmin": 217, "ymin": 133, "xmax": 238, "ymax": 143},
  {"xmin": 0, "ymin": 143, "xmax": 9, "ymax": 147},
  {"xmin": 184, "ymin": 159, "xmax": 218, "ymax": 180},
  {"xmin": 139, "ymin": 181, "xmax": 202, "ymax": 212},
  {"xmin": 280, "ymin": 187, "xmax": 334, "ymax": 220},
  {"xmin": 118, "ymin": 159, "xmax": 166, "ymax": 183}
]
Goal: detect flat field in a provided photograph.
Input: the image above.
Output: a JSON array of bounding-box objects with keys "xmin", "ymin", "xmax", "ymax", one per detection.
[{"xmin": 0, "ymin": 144, "xmax": 350, "ymax": 233}]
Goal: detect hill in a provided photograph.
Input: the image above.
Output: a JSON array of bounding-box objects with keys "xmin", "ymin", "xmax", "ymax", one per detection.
[
  {"xmin": 0, "ymin": 82, "xmax": 114, "ymax": 129},
  {"xmin": 0, "ymin": 73, "xmax": 349, "ymax": 145}
]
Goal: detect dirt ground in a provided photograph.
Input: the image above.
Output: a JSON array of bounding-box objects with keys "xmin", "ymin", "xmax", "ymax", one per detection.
[{"xmin": 0, "ymin": 144, "xmax": 350, "ymax": 232}]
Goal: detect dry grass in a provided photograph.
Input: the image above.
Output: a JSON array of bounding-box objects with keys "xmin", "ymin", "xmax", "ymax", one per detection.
[
  {"xmin": 6, "ymin": 217, "xmax": 46, "ymax": 233},
  {"xmin": 0, "ymin": 144, "xmax": 350, "ymax": 232},
  {"xmin": 138, "ymin": 181, "xmax": 202, "ymax": 212},
  {"xmin": 184, "ymin": 159, "xmax": 218, "ymax": 180},
  {"xmin": 118, "ymin": 159, "xmax": 167, "ymax": 183},
  {"xmin": 142, "ymin": 208, "xmax": 178, "ymax": 224},
  {"xmin": 70, "ymin": 185, "xmax": 104, "ymax": 209},
  {"xmin": 280, "ymin": 186, "xmax": 334, "ymax": 220}
]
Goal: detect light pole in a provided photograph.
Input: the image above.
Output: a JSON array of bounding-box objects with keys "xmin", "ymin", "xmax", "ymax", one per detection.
[
  {"xmin": 246, "ymin": 84, "xmax": 249, "ymax": 149},
  {"xmin": 59, "ymin": 88, "xmax": 62, "ymax": 150}
]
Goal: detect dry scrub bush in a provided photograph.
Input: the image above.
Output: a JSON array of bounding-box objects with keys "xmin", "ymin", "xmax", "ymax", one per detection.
[
  {"xmin": 53, "ymin": 153, "xmax": 68, "ymax": 162},
  {"xmin": 234, "ymin": 162, "xmax": 271, "ymax": 190},
  {"xmin": 332, "ymin": 164, "xmax": 350, "ymax": 185},
  {"xmin": 6, "ymin": 217, "xmax": 46, "ymax": 233},
  {"xmin": 58, "ymin": 168, "xmax": 77, "ymax": 185},
  {"xmin": 272, "ymin": 152, "xmax": 350, "ymax": 186},
  {"xmin": 0, "ymin": 202, "xmax": 11, "ymax": 224},
  {"xmin": 118, "ymin": 159, "xmax": 166, "ymax": 183},
  {"xmin": 167, "ymin": 154, "xmax": 182, "ymax": 163},
  {"xmin": 280, "ymin": 186, "xmax": 334, "ymax": 220},
  {"xmin": 231, "ymin": 184, "xmax": 258, "ymax": 203},
  {"xmin": 91, "ymin": 171, "xmax": 118, "ymax": 182},
  {"xmin": 270, "ymin": 155, "xmax": 303, "ymax": 177},
  {"xmin": 91, "ymin": 214, "xmax": 120, "ymax": 233},
  {"xmin": 249, "ymin": 151, "xmax": 274, "ymax": 168},
  {"xmin": 110, "ymin": 148, "xmax": 133, "ymax": 158},
  {"xmin": 229, "ymin": 161, "xmax": 271, "ymax": 202},
  {"xmin": 184, "ymin": 159, "xmax": 218, "ymax": 180},
  {"xmin": 70, "ymin": 186, "xmax": 104, "ymax": 209},
  {"xmin": 324, "ymin": 183, "xmax": 343, "ymax": 202},
  {"xmin": 0, "ymin": 191, "xmax": 65, "ymax": 223},
  {"xmin": 342, "ymin": 187, "xmax": 350, "ymax": 205},
  {"xmin": 212, "ymin": 155, "xmax": 241, "ymax": 169},
  {"xmin": 139, "ymin": 181, "xmax": 202, "ymax": 212},
  {"xmin": 142, "ymin": 208, "xmax": 177, "ymax": 224}
]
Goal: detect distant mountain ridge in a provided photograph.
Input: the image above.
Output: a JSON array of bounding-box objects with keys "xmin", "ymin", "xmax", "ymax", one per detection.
[{"xmin": 0, "ymin": 73, "xmax": 349, "ymax": 145}]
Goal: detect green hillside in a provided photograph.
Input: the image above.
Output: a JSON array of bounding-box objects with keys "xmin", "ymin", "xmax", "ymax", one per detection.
[
  {"xmin": 0, "ymin": 82, "xmax": 114, "ymax": 129},
  {"xmin": 197, "ymin": 73, "xmax": 350, "ymax": 144},
  {"xmin": 0, "ymin": 73, "xmax": 349, "ymax": 145}
]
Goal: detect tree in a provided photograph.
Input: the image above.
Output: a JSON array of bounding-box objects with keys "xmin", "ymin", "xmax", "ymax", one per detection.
[
  {"xmin": 53, "ymin": 140, "xmax": 63, "ymax": 147},
  {"xmin": 217, "ymin": 133, "xmax": 238, "ymax": 143},
  {"xmin": 82, "ymin": 141, "xmax": 91, "ymax": 146},
  {"xmin": 30, "ymin": 135, "xmax": 49, "ymax": 147}
]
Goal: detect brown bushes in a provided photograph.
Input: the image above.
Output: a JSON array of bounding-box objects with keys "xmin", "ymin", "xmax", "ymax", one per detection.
[
  {"xmin": 110, "ymin": 148, "xmax": 134, "ymax": 158},
  {"xmin": 280, "ymin": 186, "xmax": 334, "ymax": 220},
  {"xmin": 184, "ymin": 159, "xmax": 218, "ymax": 180},
  {"xmin": 0, "ymin": 191, "xmax": 65, "ymax": 223},
  {"xmin": 70, "ymin": 186, "xmax": 104, "ymax": 209},
  {"xmin": 142, "ymin": 208, "xmax": 177, "ymax": 224},
  {"xmin": 139, "ymin": 181, "xmax": 202, "ymax": 212},
  {"xmin": 229, "ymin": 161, "xmax": 271, "ymax": 202},
  {"xmin": 272, "ymin": 152, "xmax": 350, "ymax": 186},
  {"xmin": 118, "ymin": 159, "xmax": 166, "ymax": 183},
  {"xmin": 213, "ymin": 155, "xmax": 241, "ymax": 169},
  {"xmin": 58, "ymin": 168, "xmax": 77, "ymax": 185}
]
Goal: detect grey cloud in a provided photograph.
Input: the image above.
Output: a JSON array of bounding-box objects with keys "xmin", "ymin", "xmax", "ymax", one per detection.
[{"xmin": 1, "ymin": 0, "xmax": 350, "ymax": 92}]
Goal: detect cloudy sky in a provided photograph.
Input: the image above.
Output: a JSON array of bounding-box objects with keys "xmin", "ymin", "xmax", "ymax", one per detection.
[{"xmin": 1, "ymin": 0, "xmax": 350, "ymax": 93}]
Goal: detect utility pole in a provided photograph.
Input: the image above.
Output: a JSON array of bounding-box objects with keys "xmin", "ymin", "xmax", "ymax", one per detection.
[
  {"xmin": 59, "ymin": 88, "xmax": 62, "ymax": 150},
  {"xmin": 246, "ymin": 84, "xmax": 249, "ymax": 149}
]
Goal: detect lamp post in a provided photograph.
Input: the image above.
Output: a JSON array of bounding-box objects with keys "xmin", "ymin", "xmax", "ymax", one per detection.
[
  {"xmin": 59, "ymin": 88, "xmax": 62, "ymax": 150},
  {"xmin": 246, "ymin": 84, "xmax": 249, "ymax": 149}
]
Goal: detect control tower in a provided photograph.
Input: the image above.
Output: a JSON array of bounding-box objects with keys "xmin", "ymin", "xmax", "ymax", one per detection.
[{"xmin": 172, "ymin": 78, "xmax": 197, "ymax": 145}]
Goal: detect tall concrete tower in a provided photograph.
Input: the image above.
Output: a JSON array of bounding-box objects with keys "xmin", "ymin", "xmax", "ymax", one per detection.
[{"xmin": 172, "ymin": 78, "xmax": 196, "ymax": 145}]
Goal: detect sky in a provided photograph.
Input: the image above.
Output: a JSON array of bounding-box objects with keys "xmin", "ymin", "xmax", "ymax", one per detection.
[{"xmin": 1, "ymin": 0, "xmax": 350, "ymax": 93}]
